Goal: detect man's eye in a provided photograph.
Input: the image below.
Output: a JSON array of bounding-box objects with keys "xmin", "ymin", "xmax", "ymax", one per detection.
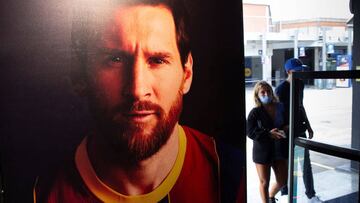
[
  {"xmin": 110, "ymin": 56, "xmax": 124, "ymax": 63},
  {"xmin": 104, "ymin": 55, "xmax": 129, "ymax": 67},
  {"xmin": 148, "ymin": 57, "xmax": 167, "ymax": 65}
]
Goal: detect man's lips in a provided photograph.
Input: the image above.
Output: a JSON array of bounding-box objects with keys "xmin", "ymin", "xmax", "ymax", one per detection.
[
  {"xmin": 112, "ymin": 101, "xmax": 162, "ymax": 123},
  {"xmin": 125, "ymin": 110, "xmax": 155, "ymax": 116},
  {"xmin": 122, "ymin": 110, "xmax": 157, "ymax": 121}
]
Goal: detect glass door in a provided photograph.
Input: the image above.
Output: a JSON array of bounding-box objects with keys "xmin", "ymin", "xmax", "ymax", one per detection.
[{"xmin": 288, "ymin": 70, "xmax": 360, "ymax": 203}]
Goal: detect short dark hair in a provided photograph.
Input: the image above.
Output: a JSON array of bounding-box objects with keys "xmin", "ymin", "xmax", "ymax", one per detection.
[{"xmin": 71, "ymin": 0, "xmax": 191, "ymax": 77}]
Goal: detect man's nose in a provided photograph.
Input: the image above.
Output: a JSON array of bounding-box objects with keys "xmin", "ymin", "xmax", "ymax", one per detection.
[{"xmin": 124, "ymin": 58, "xmax": 152, "ymax": 99}]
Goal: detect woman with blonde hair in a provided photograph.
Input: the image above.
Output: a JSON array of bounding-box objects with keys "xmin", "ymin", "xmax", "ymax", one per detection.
[{"xmin": 247, "ymin": 81, "xmax": 289, "ymax": 203}]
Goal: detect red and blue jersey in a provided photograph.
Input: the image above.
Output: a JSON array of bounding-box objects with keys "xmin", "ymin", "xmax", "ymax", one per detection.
[{"xmin": 34, "ymin": 126, "xmax": 241, "ymax": 203}]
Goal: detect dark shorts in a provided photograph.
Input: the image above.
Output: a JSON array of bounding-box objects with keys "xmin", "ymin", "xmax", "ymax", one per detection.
[{"xmin": 252, "ymin": 138, "xmax": 288, "ymax": 164}]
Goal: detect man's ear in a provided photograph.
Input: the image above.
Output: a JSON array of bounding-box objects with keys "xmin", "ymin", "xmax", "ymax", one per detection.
[{"xmin": 181, "ymin": 52, "xmax": 193, "ymax": 94}]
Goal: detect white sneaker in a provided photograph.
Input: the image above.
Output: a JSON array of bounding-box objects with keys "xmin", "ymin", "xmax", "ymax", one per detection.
[
  {"xmin": 308, "ymin": 196, "xmax": 324, "ymax": 203},
  {"xmin": 279, "ymin": 195, "xmax": 288, "ymax": 203}
]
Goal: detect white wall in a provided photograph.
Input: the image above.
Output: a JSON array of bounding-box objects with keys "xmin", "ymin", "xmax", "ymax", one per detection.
[{"xmin": 244, "ymin": 0, "xmax": 352, "ymax": 21}]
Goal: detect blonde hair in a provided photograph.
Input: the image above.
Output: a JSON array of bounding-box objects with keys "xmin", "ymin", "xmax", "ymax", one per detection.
[{"xmin": 253, "ymin": 81, "xmax": 278, "ymax": 107}]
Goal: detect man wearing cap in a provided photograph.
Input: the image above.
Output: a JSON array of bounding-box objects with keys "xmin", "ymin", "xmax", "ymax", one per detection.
[{"xmin": 275, "ymin": 58, "xmax": 323, "ymax": 203}]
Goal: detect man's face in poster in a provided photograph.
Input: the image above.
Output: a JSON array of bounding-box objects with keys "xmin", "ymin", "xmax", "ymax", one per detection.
[{"xmin": 84, "ymin": 4, "xmax": 193, "ymax": 161}]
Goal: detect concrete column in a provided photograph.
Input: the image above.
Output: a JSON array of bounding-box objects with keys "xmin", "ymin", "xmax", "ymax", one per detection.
[
  {"xmin": 347, "ymin": 27, "xmax": 353, "ymax": 56},
  {"xmin": 294, "ymin": 30, "xmax": 299, "ymax": 58},
  {"xmin": 261, "ymin": 33, "xmax": 271, "ymax": 82},
  {"xmin": 319, "ymin": 28, "xmax": 327, "ymax": 89},
  {"xmin": 314, "ymin": 47, "xmax": 322, "ymax": 88},
  {"xmin": 314, "ymin": 47, "xmax": 320, "ymax": 71},
  {"xmin": 322, "ymin": 28, "xmax": 327, "ymax": 71}
]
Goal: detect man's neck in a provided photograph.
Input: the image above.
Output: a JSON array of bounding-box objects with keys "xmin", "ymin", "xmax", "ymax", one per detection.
[
  {"xmin": 87, "ymin": 124, "xmax": 180, "ymax": 195},
  {"xmin": 286, "ymin": 75, "xmax": 291, "ymax": 82}
]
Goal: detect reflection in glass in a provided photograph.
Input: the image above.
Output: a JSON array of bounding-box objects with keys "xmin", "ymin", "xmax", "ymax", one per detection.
[{"xmin": 292, "ymin": 146, "xmax": 359, "ymax": 203}]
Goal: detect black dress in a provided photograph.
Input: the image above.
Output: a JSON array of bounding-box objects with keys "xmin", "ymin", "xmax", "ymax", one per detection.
[{"xmin": 247, "ymin": 103, "xmax": 288, "ymax": 164}]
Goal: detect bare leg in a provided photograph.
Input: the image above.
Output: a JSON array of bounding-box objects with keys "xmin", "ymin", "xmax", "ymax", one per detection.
[
  {"xmin": 269, "ymin": 159, "xmax": 288, "ymax": 198},
  {"xmin": 255, "ymin": 163, "xmax": 271, "ymax": 203}
]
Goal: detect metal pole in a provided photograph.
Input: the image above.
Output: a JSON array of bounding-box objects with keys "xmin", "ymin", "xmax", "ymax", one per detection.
[{"xmin": 288, "ymin": 74, "xmax": 295, "ymax": 203}]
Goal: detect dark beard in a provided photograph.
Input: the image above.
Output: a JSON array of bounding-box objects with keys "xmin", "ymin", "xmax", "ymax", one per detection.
[{"xmin": 90, "ymin": 93, "xmax": 183, "ymax": 162}]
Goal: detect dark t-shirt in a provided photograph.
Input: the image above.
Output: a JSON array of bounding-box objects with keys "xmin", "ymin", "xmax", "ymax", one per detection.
[{"xmin": 275, "ymin": 80, "xmax": 307, "ymax": 135}]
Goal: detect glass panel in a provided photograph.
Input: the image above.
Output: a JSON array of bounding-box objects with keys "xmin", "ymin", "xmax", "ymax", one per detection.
[
  {"xmin": 303, "ymin": 85, "xmax": 356, "ymax": 150},
  {"xmin": 292, "ymin": 146, "xmax": 359, "ymax": 203}
]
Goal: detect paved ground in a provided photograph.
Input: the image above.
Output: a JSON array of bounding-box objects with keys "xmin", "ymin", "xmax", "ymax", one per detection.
[{"xmin": 245, "ymin": 85, "xmax": 359, "ymax": 203}]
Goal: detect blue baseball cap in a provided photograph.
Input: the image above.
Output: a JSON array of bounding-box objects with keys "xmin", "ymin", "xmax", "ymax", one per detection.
[{"xmin": 284, "ymin": 58, "xmax": 305, "ymax": 72}]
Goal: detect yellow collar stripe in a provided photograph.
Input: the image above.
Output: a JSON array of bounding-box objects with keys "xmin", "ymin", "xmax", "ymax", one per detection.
[{"xmin": 75, "ymin": 126, "xmax": 187, "ymax": 203}]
